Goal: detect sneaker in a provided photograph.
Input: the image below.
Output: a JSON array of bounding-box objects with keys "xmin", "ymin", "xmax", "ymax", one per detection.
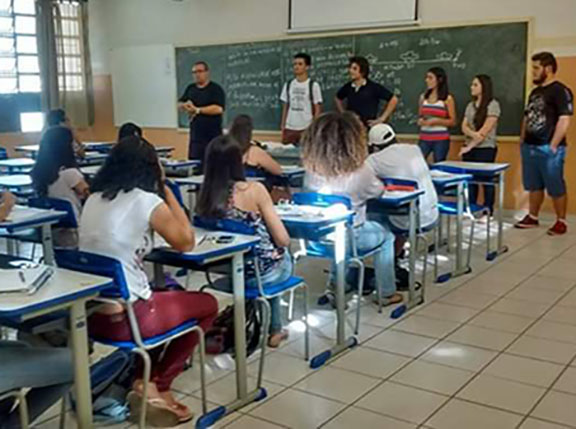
[
  {"xmin": 514, "ymin": 214, "xmax": 539, "ymax": 229},
  {"xmin": 547, "ymin": 220, "xmax": 568, "ymax": 236}
]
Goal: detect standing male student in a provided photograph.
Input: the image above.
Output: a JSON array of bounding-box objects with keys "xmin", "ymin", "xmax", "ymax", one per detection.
[
  {"xmin": 515, "ymin": 52, "xmax": 573, "ymax": 236},
  {"xmin": 335, "ymin": 56, "xmax": 398, "ymax": 128},
  {"xmin": 280, "ymin": 53, "xmax": 323, "ymax": 144},
  {"xmin": 178, "ymin": 61, "xmax": 226, "ymax": 163}
]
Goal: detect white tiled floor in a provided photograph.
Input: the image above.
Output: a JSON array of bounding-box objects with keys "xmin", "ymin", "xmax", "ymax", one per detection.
[{"xmin": 28, "ymin": 214, "xmax": 576, "ymax": 428}]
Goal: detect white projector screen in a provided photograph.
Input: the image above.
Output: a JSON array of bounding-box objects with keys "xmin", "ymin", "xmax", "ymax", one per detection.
[{"xmin": 289, "ymin": 0, "xmax": 418, "ymax": 32}]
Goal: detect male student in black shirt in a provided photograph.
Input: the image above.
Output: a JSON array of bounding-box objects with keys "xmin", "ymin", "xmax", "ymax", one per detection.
[
  {"xmin": 335, "ymin": 56, "xmax": 398, "ymax": 128},
  {"xmin": 515, "ymin": 52, "xmax": 573, "ymax": 235},
  {"xmin": 178, "ymin": 61, "xmax": 226, "ymax": 163}
]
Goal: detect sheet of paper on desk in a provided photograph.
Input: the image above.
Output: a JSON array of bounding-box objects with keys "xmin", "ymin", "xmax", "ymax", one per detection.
[
  {"xmin": 4, "ymin": 205, "xmax": 47, "ymax": 223},
  {"xmin": 0, "ymin": 266, "xmax": 51, "ymax": 294},
  {"xmin": 430, "ymin": 170, "xmax": 453, "ymax": 178},
  {"xmin": 384, "ymin": 190, "xmax": 413, "ymax": 197},
  {"xmin": 276, "ymin": 205, "xmax": 324, "ymax": 218}
]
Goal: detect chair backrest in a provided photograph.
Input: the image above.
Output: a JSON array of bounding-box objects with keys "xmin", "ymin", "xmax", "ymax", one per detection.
[
  {"xmin": 165, "ymin": 180, "xmax": 185, "ymax": 208},
  {"xmin": 292, "ymin": 192, "xmax": 352, "ymax": 209},
  {"xmin": 193, "ymin": 215, "xmax": 257, "ymax": 236},
  {"xmin": 54, "ymin": 249, "xmax": 130, "ymax": 300},
  {"xmin": 28, "ymin": 197, "xmax": 78, "ymax": 228}
]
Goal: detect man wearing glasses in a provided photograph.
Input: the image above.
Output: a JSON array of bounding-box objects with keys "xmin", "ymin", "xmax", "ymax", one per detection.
[{"xmin": 178, "ymin": 61, "xmax": 226, "ymax": 163}]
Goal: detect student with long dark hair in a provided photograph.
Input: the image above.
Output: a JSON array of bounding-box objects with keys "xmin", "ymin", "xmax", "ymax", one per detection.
[
  {"xmin": 460, "ymin": 74, "xmax": 501, "ymax": 214},
  {"xmin": 196, "ymin": 135, "xmax": 292, "ymax": 348},
  {"xmin": 228, "ymin": 114, "xmax": 282, "ymax": 176},
  {"xmin": 418, "ymin": 67, "xmax": 457, "ymax": 162},
  {"xmin": 81, "ymin": 137, "xmax": 218, "ymax": 425},
  {"xmin": 30, "ymin": 126, "xmax": 89, "ymax": 247},
  {"xmin": 46, "ymin": 108, "xmax": 85, "ymax": 157},
  {"xmin": 118, "ymin": 122, "xmax": 143, "ymax": 141}
]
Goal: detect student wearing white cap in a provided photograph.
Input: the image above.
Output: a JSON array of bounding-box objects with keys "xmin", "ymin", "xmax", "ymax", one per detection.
[{"xmin": 366, "ymin": 123, "xmax": 439, "ymax": 233}]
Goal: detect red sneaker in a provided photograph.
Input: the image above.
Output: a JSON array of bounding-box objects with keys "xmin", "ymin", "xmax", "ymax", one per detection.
[
  {"xmin": 547, "ymin": 220, "xmax": 568, "ymax": 236},
  {"xmin": 514, "ymin": 214, "xmax": 539, "ymax": 229}
]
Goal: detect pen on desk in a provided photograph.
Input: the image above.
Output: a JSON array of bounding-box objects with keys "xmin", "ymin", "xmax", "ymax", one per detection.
[
  {"xmin": 196, "ymin": 235, "xmax": 207, "ymax": 247},
  {"xmin": 18, "ymin": 270, "xmax": 26, "ymax": 284}
]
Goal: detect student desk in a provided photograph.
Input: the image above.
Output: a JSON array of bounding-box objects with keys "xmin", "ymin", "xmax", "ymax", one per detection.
[
  {"xmin": 77, "ymin": 152, "xmax": 109, "ymax": 167},
  {"xmin": 0, "ymin": 205, "xmax": 67, "ymax": 265},
  {"xmin": 434, "ymin": 161, "xmax": 510, "ymax": 261},
  {"xmin": 14, "ymin": 145, "xmax": 39, "ymax": 158},
  {"xmin": 276, "ymin": 204, "xmax": 356, "ymax": 369},
  {"xmin": 430, "ymin": 169, "xmax": 474, "ymax": 280},
  {"xmin": 0, "ymin": 174, "xmax": 34, "ymax": 197},
  {"xmin": 246, "ymin": 165, "xmax": 306, "ymax": 187},
  {"xmin": 83, "ymin": 141, "xmax": 115, "ymax": 152},
  {"xmin": 369, "ymin": 187, "xmax": 426, "ymax": 318},
  {"xmin": 79, "ymin": 165, "xmax": 99, "ymax": 178},
  {"xmin": 0, "ymin": 158, "xmax": 35, "ymax": 174},
  {"xmin": 144, "ymin": 230, "xmax": 262, "ymax": 428},
  {"xmin": 161, "ymin": 158, "xmax": 201, "ymax": 178},
  {"xmin": 0, "ymin": 268, "xmax": 114, "ymax": 429}
]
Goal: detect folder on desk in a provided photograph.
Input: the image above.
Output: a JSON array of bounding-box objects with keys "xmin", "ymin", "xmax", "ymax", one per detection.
[{"xmin": 0, "ymin": 266, "xmax": 54, "ymax": 295}]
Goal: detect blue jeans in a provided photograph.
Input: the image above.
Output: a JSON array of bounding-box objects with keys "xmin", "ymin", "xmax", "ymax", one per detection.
[
  {"xmin": 331, "ymin": 221, "xmax": 397, "ymax": 298},
  {"xmin": 246, "ymin": 252, "xmax": 293, "ymax": 334},
  {"xmin": 419, "ymin": 139, "xmax": 450, "ymax": 163},
  {"xmin": 521, "ymin": 143, "xmax": 567, "ymax": 197}
]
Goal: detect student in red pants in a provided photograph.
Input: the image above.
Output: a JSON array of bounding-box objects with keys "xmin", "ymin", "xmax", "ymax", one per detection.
[{"xmin": 80, "ymin": 136, "xmax": 218, "ymax": 426}]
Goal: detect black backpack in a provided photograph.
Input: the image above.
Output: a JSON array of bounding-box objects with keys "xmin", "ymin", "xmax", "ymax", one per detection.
[{"xmin": 205, "ymin": 301, "xmax": 262, "ymax": 358}]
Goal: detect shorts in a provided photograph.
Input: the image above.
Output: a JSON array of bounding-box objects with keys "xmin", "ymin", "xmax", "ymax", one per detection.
[{"xmin": 521, "ymin": 143, "xmax": 566, "ymax": 197}]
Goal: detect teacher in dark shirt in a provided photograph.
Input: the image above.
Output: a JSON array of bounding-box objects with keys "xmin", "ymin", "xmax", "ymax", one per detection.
[
  {"xmin": 335, "ymin": 56, "xmax": 398, "ymax": 128},
  {"xmin": 178, "ymin": 61, "xmax": 226, "ymax": 164}
]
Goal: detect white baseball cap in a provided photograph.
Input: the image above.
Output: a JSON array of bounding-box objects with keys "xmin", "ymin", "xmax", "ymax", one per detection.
[{"xmin": 368, "ymin": 123, "xmax": 396, "ymax": 146}]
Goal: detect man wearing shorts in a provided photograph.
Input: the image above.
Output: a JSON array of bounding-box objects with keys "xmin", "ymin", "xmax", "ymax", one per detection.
[{"xmin": 515, "ymin": 52, "xmax": 573, "ymax": 235}]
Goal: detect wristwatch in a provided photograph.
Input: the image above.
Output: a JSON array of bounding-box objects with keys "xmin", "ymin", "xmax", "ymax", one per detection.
[{"xmin": 196, "ymin": 107, "xmax": 201, "ymax": 115}]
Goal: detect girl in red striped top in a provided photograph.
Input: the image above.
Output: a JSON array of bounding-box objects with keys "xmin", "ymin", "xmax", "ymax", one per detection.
[{"xmin": 418, "ymin": 67, "xmax": 457, "ymax": 163}]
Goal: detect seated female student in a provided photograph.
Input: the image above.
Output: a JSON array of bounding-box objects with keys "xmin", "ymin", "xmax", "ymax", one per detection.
[
  {"xmin": 46, "ymin": 108, "xmax": 85, "ymax": 157},
  {"xmin": 30, "ymin": 126, "xmax": 89, "ymax": 248},
  {"xmin": 81, "ymin": 136, "xmax": 218, "ymax": 426},
  {"xmin": 460, "ymin": 74, "xmax": 501, "ymax": 216},
  {"xmin": 302, "ymin": 112, "xmax": 402, "ymax": 306},
  {"xmin": 118, "ymin": 122, "xmax": 143, "ymax": 141},
  {"xmin": 196, "ymin": 135, "xmax": 291, "ymax": 347},
  {"xmin": 228, "ymin": 114, "xmax": 283, "ymax": 177}
]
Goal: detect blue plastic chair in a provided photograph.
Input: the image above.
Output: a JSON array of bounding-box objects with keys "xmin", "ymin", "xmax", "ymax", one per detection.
[
  {"xmin": 290, "ymin": 192, "xmax": 383, "ymax": 333},
  {"xmin": 194, "ymin": 215, "xmax": 310, "ymax": 370},
  {"xmin": 435, "ymin": 181, "xmax": 490, "ymax": 282},
  {"xmin": 53, "ymin": 249, "xmax": 208, "ymax": 429}
]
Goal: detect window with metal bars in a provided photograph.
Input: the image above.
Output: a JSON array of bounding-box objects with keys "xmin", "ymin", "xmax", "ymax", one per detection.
[{"xmin": 55, "ymin": 1, "xmax": 84, "ymax": 92}]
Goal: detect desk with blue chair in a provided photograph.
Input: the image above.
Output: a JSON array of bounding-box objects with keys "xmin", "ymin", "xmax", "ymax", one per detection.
[
  {"xmin": 0, "ymin": 266, "xmax": 114, "ymax": 428},
  {"xmin": 145, "ymin": 229, "xmax": 267, "ymax": 429},
  {"xmin": 277, "ymin": 194, "xmax": 358, "ymax": 369},
  {"xmin": 0, "ymin": 158, "xmax": 35, "ymax": 175},
  {"xmin": 367, "ymin": 181, "xmax": 426, "ymax": 319},
  {"xmin": 0, "ymin": 205, "xmax": 67, "ymax": 265},
  {"xmin": 0, "ymin": 174, "xmax": 35, "ymax": 198},
  {"xmin": 434, "ymin": 161, "xmax": 510, "ymax": 261},
  {"xmin": 83, "ymin": 141, "xmax": 115, "ymax": 153}
]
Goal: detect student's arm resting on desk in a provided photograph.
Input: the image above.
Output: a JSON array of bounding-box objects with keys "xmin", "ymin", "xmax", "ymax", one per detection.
[
  {"xmin": 0, "ymin": 192, "xmax": 15, "ymax": 221},
  {"xmin": 151, "ymin": 186, "xmax": 195, "ymax": 252},
  {"xmin": 254, "ymin": 182, "xmax": 290, "ymax": 248},
  {"xmin": 250, "ymin": 146, "xmax": 283, "ymax": 176}
]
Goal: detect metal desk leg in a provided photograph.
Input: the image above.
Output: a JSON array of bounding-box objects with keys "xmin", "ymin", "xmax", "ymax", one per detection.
[
  {"xmin": 487, "ymin": 172, "xmax": 509, "ymax": 261},
  {"xmin": 196, "ymin": 252, "xmax": 267, "ymax": 429},
  {"xmin": 69, "ymin": 300, "xmax": 93, "ymax": 429},
  {"xmin": 392, "ymin": 200, "xmax": 424, "ymax": 318},
  {"xmin": 310, "ymin": 221, "xmax": 358, "ymax": 369},
  {"xmin": 41, "ymin": 224, "xmax": 55, "ymax": 265}
]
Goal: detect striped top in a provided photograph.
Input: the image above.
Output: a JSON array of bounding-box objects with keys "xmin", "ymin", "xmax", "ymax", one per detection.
[{"xmin": 419, "ymin": 99, "xmax": 450, "ymax": 142}]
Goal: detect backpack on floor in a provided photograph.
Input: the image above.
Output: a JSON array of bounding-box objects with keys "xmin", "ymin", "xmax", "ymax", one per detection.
[
  {"xmin": 205, "ymin": 301, "xmax": 262, "ymax": 358},
  {"xmin": 71, "ymin": 349, "xmax": 135, "ymax": 424}
]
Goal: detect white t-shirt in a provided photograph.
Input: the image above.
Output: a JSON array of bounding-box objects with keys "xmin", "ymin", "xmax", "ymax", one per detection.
[
  {"xmin": 47, "ymin": 168, "xmax": 84, "ymax": 222},
  {"xmin": 367, "ymin": 144, "xmax": 439, "ymax": 230},
  {"xmin": 280, "ymin": 78, "xmax": 323, "ymax": 131},
  {"xmin": 304, "ymin": 164, "xmax": 383, "ymax": 226},
  {"xmin": 79, "ymin": 189, "xmax": 164, "ymax": 302}
]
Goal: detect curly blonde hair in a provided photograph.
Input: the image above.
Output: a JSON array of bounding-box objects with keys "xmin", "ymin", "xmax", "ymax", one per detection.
[{"xmin": 301, "ymin": 111, "xmax": 368, "ymax": 178}]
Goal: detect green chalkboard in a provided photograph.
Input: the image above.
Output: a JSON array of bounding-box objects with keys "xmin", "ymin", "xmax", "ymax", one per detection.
[{"xmin": 176, "ymin": 22, "xmax": 528, "ymax": 135}]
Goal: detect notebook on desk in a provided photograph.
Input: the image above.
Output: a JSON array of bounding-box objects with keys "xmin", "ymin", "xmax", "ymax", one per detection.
[{"xmin": 0, "ymin": 266, "xmax": 54, "ymax": 295}]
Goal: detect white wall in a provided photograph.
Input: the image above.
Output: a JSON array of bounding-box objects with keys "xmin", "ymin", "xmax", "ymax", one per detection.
[{"xmin": 89, "ymin": 0, "xmax": 576, "ymax": 74}]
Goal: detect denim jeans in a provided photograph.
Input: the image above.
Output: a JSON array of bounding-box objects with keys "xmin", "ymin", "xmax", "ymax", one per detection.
[
  {"xmin": 419, "ymin": 139, "xmax": 450, "ymax": 163},
  {"xmin": 330, "ymin": 221, "xmax": 397, "ymax": 298},
  {"xmin": 521, "ymin": 143, "xmax": 567, "ymax": 197},
  {"xmin": 0, "ymin": 341, "xmax": 73, "ymax": 428},
  {"xmin": 247, "ymin": 252, "xmax": 293, "ymax": 334}
]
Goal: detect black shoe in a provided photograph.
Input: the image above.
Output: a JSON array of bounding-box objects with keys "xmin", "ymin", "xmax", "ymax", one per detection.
[{"xmin": 397, "ymin": 281, "xmax": 423, "ymax": 292}]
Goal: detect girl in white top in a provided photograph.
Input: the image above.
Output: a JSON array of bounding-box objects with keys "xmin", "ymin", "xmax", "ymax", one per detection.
[
  {"xmin": 80, "ymin": 137, "xmax": 218, "ymax": 426},
  {"xmin": 302, "ymin": 112, "xmax": 402, "ymax": 305},
  {"xmin": 31, "ymin": 126, "xmax": 89, "ymax": 247}
]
